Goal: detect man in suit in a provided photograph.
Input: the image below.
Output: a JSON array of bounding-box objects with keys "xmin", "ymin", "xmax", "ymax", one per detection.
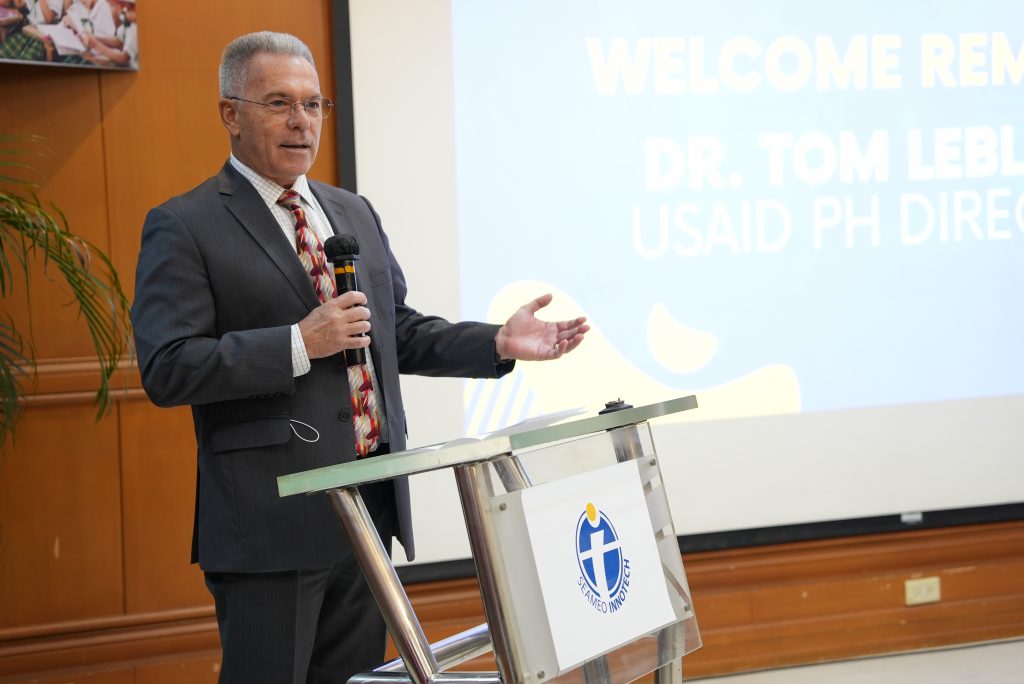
[{"xmin": 131, "ymin": 31, "xmax": 588, "ymax": 684}]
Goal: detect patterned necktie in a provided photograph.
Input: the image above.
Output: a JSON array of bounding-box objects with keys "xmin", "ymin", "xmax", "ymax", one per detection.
[{"xmin": 277, "ymin": 189, "xmax": 381, "ymax": 457}]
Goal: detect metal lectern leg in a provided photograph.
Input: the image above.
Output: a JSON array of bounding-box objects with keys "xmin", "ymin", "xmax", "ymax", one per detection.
[
  {"xmin": 582, "ymin": 656, "xmax": 612, "ymax": 684},
  {"xmin": 653, "ymin": 621, "xmax": 684, "ymax": 684},
  {"xmin": 492, "ymin": 453, "xmax": 532, "ymax": 492},
  {"xmin": 455, "ymin": 462, "xmax": 523, "ymax": 684},
  {"xmin": 612, "ymin": 423, "xmax": 686, "ymax": 684},
  {"xmin": 610, "ymin": 425, "xmax": 645, "ymax": 463},
  {"xmin": 328, "ymin": 487, "xmax": 440, "ymax": 684},
  {"xmin": 654, "ymin": 652, "xmax": 683, "ymax": 684},
  {"xmin": 376, "ymin": 623, "xmax": 493, "ymax": 673}
]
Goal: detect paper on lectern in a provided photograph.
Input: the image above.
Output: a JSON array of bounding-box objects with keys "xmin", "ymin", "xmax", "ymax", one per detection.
[{"xmin": 485, "ymin": 407, "xmax": 586, "ymax": 437}]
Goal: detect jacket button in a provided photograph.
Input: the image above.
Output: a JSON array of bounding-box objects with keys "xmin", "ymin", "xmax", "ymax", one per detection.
[{"xmin": 338, "ymin": 411, "xmax": 351, "ymax": 421}]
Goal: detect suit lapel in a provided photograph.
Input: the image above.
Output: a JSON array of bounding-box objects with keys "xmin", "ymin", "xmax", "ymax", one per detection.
[
  {"xmin": 310, "ymin": 184, "xmax": 383, "ymax": 363},
  {"xmin": 217, "ymin": 164, "xmax": 319, "ymax": 310},
  {"xmin": 308, "ymin": 183, "xmax": 350, "ymax": 242}
]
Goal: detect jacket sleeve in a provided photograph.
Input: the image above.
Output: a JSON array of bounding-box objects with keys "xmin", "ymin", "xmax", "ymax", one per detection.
[
  {"xmin": 359, "ymin": 197, "xmax": 516, "ymax": 380},
  {"xmin": 131, "ymin": 205, "xmax": 296, "ymax": 407}
]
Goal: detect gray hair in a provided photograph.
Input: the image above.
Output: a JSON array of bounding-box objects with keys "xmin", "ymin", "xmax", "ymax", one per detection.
[{"xmin": 219, "ymin": 32, "xmax": 315, "ymax": 98}]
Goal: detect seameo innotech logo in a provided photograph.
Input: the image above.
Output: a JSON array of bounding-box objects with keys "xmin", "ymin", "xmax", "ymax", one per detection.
[{"xmin": 576, "ymin": 502, "xmax": 631, "ymax": 614}]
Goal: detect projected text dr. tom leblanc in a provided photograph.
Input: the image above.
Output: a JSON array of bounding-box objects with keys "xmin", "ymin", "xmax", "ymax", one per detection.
[{"xmin": 631, "ymin": 125, "xmax": 1024, "ymax": 258}]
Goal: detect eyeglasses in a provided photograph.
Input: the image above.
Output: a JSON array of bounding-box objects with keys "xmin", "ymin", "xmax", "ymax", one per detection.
[{"xmin": 228, "ymin": 96, "xmax": 334, "ymax": 120}]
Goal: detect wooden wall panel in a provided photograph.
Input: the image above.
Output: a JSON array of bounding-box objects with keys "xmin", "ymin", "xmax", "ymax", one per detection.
[
  {"xmin": 680, "ymin": 521, "xmax": 1024, "ymax": 677},
  {"xmin": 0, "ymin": 521, "xmax": 1021, "ymax": 681},
  {"xmin": 134, "ymin": 652, "xmax": 220, "ymax": 684},
  {"xmin": 6, "ymin": 2, "xmax": 1020, "ymax": 683},
  {"xmin": 2, "ymin": 667, "xmax": 134, "ymax": 684},
  {"xmin": 383, "ymin": 523, "xmax": 1024, "ymax": 677},
  {"xmin": 1, "ymin": 1, "xmax": 348, "ymax": 680},
  {"xmin": 0, "ymin": 613, "xmax": 218, "ymax": 679},
  {"xmin": 0, "ymin": 404, "xmax": 123, "ymax": 629},
  {"xmin": 0, "ymin": 67, "xmax": 109, "ymax": 362},
  {"xmin": 2, "ymin": 0, "xmax": 346, "ymax": 616},
  {"xmin": 103, "ymin": 0, "xmax": 342, "ymax": 617},
  {"xmin": 119, "ymin": 399, "xmax": 208, "ymax": 614},
  {"xmin": 101, "ymin": 0, "xmax": 339, "ymax": 291}
]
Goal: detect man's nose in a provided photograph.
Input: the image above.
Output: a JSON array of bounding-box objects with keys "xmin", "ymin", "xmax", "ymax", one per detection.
[{"xmin": 287, "ymin": 105, "xmax": 313, "ymax": 128}]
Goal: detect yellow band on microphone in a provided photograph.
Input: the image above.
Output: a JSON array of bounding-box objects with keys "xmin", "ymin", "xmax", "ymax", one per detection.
[{"xmin": 333, "ymin": 265, "xmax": 356, "ymax": 275}]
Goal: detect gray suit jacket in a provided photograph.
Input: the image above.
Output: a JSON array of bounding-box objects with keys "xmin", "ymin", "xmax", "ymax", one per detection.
[{"xmin": 132, "ymin": 162, "xmax": 513, "ymax": 572}]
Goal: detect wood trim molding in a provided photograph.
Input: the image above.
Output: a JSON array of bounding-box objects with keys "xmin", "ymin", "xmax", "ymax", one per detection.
[
  {"xmin": 16, "ymin": 357, "xmax": 142, "ymax": 401},
  {"xmin": 0, "ymin": 607, "xmax": 214, "ymax": 643},
  {"xmin": 19, "ymin": 388, "xmax": 148, "ymax": 407},
  {"xmin": 679, "ymin": 520, "xmax": 1024, "ymax": 676},
  {"xmin": 0, "ymin": 615, "xmax": 219, "ymax": 678},
  {"xmin": 1, "ymin": 521, "xmax": 1021, "ymax": 680}
]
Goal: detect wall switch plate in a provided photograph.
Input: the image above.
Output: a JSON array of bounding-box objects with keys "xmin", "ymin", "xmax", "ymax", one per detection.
[{"xmin": 905, "ymin": 576, "xmax": 941, "ymax": 606}]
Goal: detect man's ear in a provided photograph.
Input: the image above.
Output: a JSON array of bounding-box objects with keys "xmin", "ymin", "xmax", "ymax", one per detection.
[{"xmin": 219, "ymin": 99, "xmax": 241, "ymax": 137}]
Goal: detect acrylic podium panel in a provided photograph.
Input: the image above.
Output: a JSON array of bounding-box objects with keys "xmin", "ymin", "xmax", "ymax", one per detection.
[
  {"xmin": 277, "ymin": 396, "xmax": 701, "ymax": 684},
  {"xmin": 461, "ymin": 423, "xmax": 701, "ymax": 684}
]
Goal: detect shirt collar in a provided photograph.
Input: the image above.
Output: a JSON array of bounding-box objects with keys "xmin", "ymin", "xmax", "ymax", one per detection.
[{"xmin": 229, "ymin": 154, "xmax": 314, "ymax": 208}]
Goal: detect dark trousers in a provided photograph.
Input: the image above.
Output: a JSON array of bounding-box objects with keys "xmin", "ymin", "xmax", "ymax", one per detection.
[{"xmin": 205, "ymin": 480, "xmax": 397, "ymax": 684}]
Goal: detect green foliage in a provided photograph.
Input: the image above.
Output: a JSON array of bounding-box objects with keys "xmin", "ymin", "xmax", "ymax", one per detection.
[{"xmin": 0, "ymin": 136, "xmax": 132, "ymax": 443}]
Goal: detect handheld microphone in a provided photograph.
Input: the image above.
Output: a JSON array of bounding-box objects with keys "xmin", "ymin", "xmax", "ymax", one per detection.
[{"xmin": 323, "ymin": 235, "xmax": 366, "ymax": 365}]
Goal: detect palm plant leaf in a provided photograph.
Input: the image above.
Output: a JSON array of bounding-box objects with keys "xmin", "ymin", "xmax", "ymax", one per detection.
[
  {"xmin": 0, "ymin": 319, "xmax": 31, "ymax": 441},
  {"xmin": 0, "ymin": 137, "xmax": 132, "ymax": 443}
]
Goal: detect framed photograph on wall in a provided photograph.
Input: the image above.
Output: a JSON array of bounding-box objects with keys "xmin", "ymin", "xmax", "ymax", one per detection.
[{"xmin": 0, "ymin": 0, "xmax": 138, "ymax": 70}]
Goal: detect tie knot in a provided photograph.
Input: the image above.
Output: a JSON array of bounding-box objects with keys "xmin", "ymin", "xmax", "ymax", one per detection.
[{"xmin": 277, "ymin": 189, "xmax": 301, "ymax": 209}]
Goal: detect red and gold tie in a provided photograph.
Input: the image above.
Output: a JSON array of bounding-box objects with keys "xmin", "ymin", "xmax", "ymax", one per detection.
[{"xmin": 278, "ymin": 189, "xmax": 381, "ymax": 457}]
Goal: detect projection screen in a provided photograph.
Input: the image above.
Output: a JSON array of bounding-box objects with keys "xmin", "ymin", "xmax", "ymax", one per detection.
[{"xmin": 343, "ymin": 0, "xmax": 1024, "ymax": 567}]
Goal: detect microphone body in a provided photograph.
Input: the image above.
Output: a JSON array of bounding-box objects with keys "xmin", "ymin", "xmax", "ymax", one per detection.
[{"xmin": 323, "ymin": 235, "xmax": 366, "ymax": 365}]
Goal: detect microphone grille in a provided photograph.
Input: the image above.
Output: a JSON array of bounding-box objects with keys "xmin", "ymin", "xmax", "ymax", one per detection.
[{"xmin": 323, "ymin": 234, "xmax": 360, "ymax": 261}]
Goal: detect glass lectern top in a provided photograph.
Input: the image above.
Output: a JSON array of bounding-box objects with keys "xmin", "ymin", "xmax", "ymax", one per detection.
[{"xmin": 277, "ymin": 395, "xmax": 697, "ymax": 497}]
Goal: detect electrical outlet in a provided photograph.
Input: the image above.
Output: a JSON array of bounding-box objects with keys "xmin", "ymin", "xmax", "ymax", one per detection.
[{"xmin": 904, "ymin": 576, "xmax": 941, "ymax": 606}]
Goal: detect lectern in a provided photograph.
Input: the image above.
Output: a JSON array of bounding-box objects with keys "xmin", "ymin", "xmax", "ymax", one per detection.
[{"xmin": 278, "ymin": 396, "xmax": 701, "ymax": 684}]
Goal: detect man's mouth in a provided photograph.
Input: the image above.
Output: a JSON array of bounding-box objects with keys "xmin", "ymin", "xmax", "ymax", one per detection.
[{"xmin": 281, "ymin": 143, "xmax": 311, "ymax": 150}]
